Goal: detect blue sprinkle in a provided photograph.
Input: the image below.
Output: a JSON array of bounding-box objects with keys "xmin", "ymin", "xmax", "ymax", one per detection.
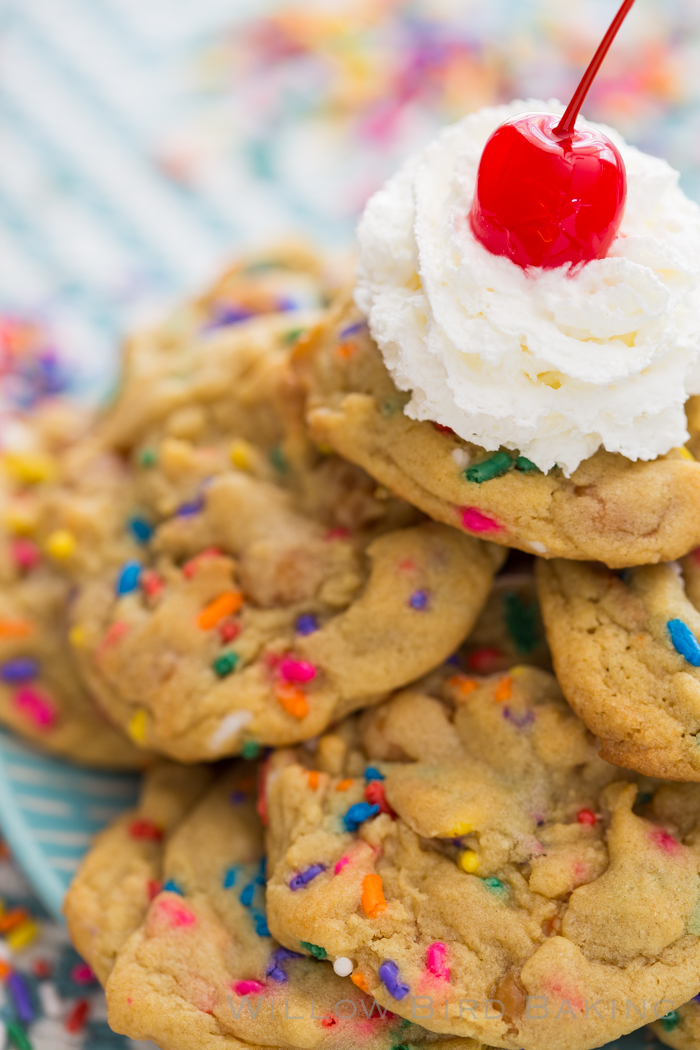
[
  {"xmin": 340, "ymin": 321, "xmax": 367, "ymax": 338},
  {"xmin": 116, "ymin": 561, "xmax": 142, "ymax": 595},
  {"xmin": 230, "ymin": 791, "xmax": 247, "ymax": 805},
  {"xmin": 295, "ymin": 613, "xmax": 319, "ymax": 636},
  {"xmin": 223, "ymin": 867, "xmax": 239, "ymax": 889},
  {"xmin": 128, "ymin": 516, "xmax": 153, "ymax": 544},
  {"xmin": 288, "ymin": 864, "xmax": 326, "ymax": 891},
  {"xmin": 0, "ymin": 657, "xmax": 39, "ymax": 683},
  {"xmin": 163, "ymin": 879, "xmax": 183, "ymax": 895},
  {"xmin": 668, "ymin": 619, "xmax": 700, "ymax": 666},
  {"xmin": 408, "ymin": 589, "xmax": 429, "ymax": 611},
  {"xmin": 343, "ymin": 802, "xmax": 380, "ymax": 832},
  {"xmin": 253, "ymin": 912, "xmax": 270, "ymax": 937},
  {"xmin": 176, "ymin": 495, "xmax": 205, "ymax": 517},
  {"xmin": 378, "ymin": 960, "xmax": 409, "ymax": 1000},
  {"xmin": 503, "ymin": 707, "xmax": 535, "ymax": 729},
  {"xmin": 240, "ymin": 883, "xmax": 255, "ymax": 907},
  {"xmin": 364, "ymin": 766, "xmax": 385, "ymax": 781}
]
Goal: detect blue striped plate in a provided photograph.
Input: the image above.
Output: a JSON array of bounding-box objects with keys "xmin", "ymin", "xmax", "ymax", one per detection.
[{"xmin": 0, "ymin": 728, "xmax": 139, "ymax": 921}]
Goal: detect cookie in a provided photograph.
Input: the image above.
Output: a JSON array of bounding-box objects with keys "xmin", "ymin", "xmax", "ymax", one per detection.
[
  {"xmin": 460, "ymin": 570, "xmax": 550, "ymax": 677},
  {"xmin": 71, "ymin": 461, "xmax": 502, "ymax": 760},
  {"xmin": 652, "ymin": 998, "xmax": 700, "ymax": 1050},
  {"xmin": 536, "ymin": 556, "xmax": 700, "ymax": 781},
  {"xmin": 264, "ymin": 665, "xmax": 700, "ymax": 1050},
  {"xmin": 294, "ymin": 295, "xmax": 700, "ymax": 569},
  {"xmin": 67, "ymin": 762, "xmax": 491, "ymax": 1050}
]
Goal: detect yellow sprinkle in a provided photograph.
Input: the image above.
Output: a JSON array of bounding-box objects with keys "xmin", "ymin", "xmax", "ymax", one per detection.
[
  {"xmin": 45, "ymin": 530, "xmax": 76, "ymax": 560},
  {"xmin": 69, "ymin": 625, "xmax": 86, "ymax": 648},
  {"xmin": 2, "ymin": 452, "xmax": 55, "ymax": 484},
  {"xmin": 678, "ymin": 446, "xmax": 695, "ymax": 461},
  {"xmin": 450, "ymin": 821, "xmax": 473, "ymax": 837},
  {"xmin": 459, "ymin": 850, "xmax": 480, "ymax": 874},
  {"xmin": 3, "ymin": 508, "xmax": 37, "ymax": 535},
  {"xmin": 6, "ymin": 920, "xmax": 38, "ymax": 951},
  {"xmin": 128, "ymin": 709, "xmax": 147, "ymax": 745},
  {"xmin": 230, "ymin": 440, "xmax": 252, "ymax": 471},
  {"xmin": 510, "ymin": 666, "xmax": 529, "ymax": 678},
  {"xmin": 316, "ymin": 442, "xmax": 333, "ymax": 455}
]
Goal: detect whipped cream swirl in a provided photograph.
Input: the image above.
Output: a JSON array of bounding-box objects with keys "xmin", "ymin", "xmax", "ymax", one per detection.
[{"xmin": 356, "ymin": 100, "xmax": 700, "ymax": 475}]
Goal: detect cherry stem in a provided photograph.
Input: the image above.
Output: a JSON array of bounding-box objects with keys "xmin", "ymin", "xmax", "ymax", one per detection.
[{"xmin": 553, "ymin": 0, "xmax": 637, "ymax": 138}]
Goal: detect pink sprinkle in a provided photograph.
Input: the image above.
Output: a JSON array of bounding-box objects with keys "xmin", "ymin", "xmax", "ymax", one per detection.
[
  {"xmin": 460, "ymin": 506, "xmax": 504, "ymax": 534},
  {"xmin": 650, "ymin": 827, "xmax": 681, "ymax": 854},
  {"xmin": 183, "ymin": 547, "xmax": 222, "ymax": 578},
  {"xmin": 220, "ymin": 620, "xmax": 241, "ymax": 643},
  {"xmin": 70, "ymin": 963, "xmax": 95, "ymax": 984},
  {"xmin": 325, "ymin": 527, "xmax": 349, "ymax": 541},
  {"xmin": 334, "ymin": 856, "xmax": 350, "ymax": 875},
  {"xmin": 14, "ymin": 687, "xmax": 56, "ymax": 728},
  {"xmin": 11, "ymin": 538, "xmax": 40, "ymax": 570},
  {"xmin": 156, "ymin": 897, "xmax": 196, "ymax": 927},
  {"xmin": 99, "ymin": 621, "xmax": 129, "ymax": 653},
  {"xmin": 426, "ymin": 942, "xmax": 450, "ymax": 981},
  {"xmin": 234, "ymin": 980, "xmax": 265, "ymax": 996},
  {"xmin": 279, "ymin": 657, "xmax": 316, "ymax": 684},
  {"xmin": 141, "ymin": 570, "xmax": 164, "ymax": 598},
  {"xmin": 398, "ymin": 559, "xmax": 416, "ymax": 573}
]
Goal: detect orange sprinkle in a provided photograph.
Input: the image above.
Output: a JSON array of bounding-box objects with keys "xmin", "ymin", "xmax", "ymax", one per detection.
[
  {"xmin": 361, "ymin": 873, "xmax": 386, "ymax": 919},
  {"xmin": 198, "ymin": 591, "xmax": 243, "ymax": 630},
  {"xmin": 0, "ymin": 907, "xmax": 28, "ymax": 933},
  {"xmin": 351, "ymin": 973, "xmax": 369, "ymax": 992},
  {"xmin": 448, "ymin": 674, "xmax": 478, "ymax": 699},
  {"xmin": 335, "ymin": 779, "xmax": 354, "ymax": 792},
  {"xmin": 307, "ymin": 771, "xmax": 320, "ymax": 790},
  {"xmin": 98, "ymin": 621, "xmax": 129, "ymax": 655},
  {"xmin": 494, "ymin": 676, "xmax": 513, "ymax": 703},
  {"xmin": 275, "ymin": 682, "xmax": 309, "ymax": 720},
  {"xmin": 0, "ymin": 620, "xmax": 33, "ymax": 640},
  {"xmin": 336, "ymin": 340, "xmax": 357, "ymax": 359},
  {"xmin": 0, "ymin": 960, "xmax": 11, "ymax": 980}
]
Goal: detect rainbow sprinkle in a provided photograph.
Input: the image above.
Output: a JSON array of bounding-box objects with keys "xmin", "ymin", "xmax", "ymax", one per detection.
[
  {"xmin": 668, "ymin": 619, "xmax": 700, "ymax": 665},
  {"xmin": 378, "ymin": 960, "xmax": 409, "ymax": 1000}
]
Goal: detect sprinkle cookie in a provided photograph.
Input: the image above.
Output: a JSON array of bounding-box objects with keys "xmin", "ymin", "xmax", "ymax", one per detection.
[
  {"xmin": 71, "ymin": 459, "xmax": 502, "ymax": 760},
  {"xmin": 536, "ymin": 556, "xmax": 700, "ymax": 781},
  {"xmin": 651, "ymin": 997, "xmax": 700, "ymax": 1050},
  {"xmin": 67, "ymin": 761, "xmax": 492, "ymax": 1050},
  {"xmin": 294, "ymin": 295, "xmax": 700, "ymax": 568},
  {"xmin": 264, "ymin": 666, "xmax": 700, "ymax": 1050}
]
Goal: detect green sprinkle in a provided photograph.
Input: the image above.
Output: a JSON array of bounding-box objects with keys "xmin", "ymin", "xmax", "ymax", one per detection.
[
  {"xmin": 241, "ymin": 741, "xmax": 260, "ymax": 760},
  {"xmin": 392, "ymin": 1045, "xmax": 412, "ymax": 1049},
  {"xmin": 504, "ymin": 592, "xmax": 540, "ymax": 655},
  {"xmin": 662, "ymin": 1011, "xmax": 680, "ymax": 1032},
  {"xmin": 637, "ymin": 791, "xmax": 653, "ymax": 805},
  {"xmin": 464, "ymin": 451, "xmax": 512, "ymax": 484},
  {"xmin": 7, "ymin": 1023, "xmax": 33, "ymax": 1050},
  {"xmin": 514, "ymin": 455, "xmax": 541, "ymax": 473},
  {"xmin": 300, "ymin": 941, "xmax": 327, "ymax": 959},
  {"xmin": 139, "ymin": 448, "xmax": 157, "ymax": 469},
  {"xmin": 482, "ymin": 876, "xmax": 507, "ymax": 896},
  {"xmin": 269, "ymin": 445, "xmax": 288, "ymax": 474},
  {"xmin": 213, "ymin": 652, "xmax": 239, "ymax": 678},
  {"xmin": 283, "ymin": 327, "xmax": 306, "ymax": 345},
  {"xmin": 381, "ymin": 396, "xmax": 407, "ymax": 418}
]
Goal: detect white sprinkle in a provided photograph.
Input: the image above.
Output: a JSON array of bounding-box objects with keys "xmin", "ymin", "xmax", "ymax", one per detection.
[
  {"xmin": 38, "ymin": 981, "xmax": 65, "ymax": 1019},
  {"xmin": 451, "ymin": 448, "xmax": 471, "ymax": 470},
  {"xmin": 209, "ymin": 711, "xmax": 253, "ymax": 752},
  {"xmin": 333, "ymin": 957, "xmax": 354, "ymax": 977},
  {"xmin": 667, "ymin": 560, "xmax": 683, "ymax": 579},
  {"xmin": 529, "ymin": 541, "xmax": 548, "ymax": 555}
]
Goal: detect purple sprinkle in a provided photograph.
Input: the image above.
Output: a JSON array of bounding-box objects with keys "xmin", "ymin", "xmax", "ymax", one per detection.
[
  {"xmin": 503, "ymin": 707, "xmax": 535, "ymax": 729},
  {"xmin": 230, "ymin": 791, "xmax": 247, "ymax": 805},
  {"xmin": 176, "ymin": 495, "xmax": 205, "ymax": 517},
  {"xmin": 8, "ymin": 970, "xmax": 34, "ymax": 1024},
  {"xmin": 288, "ymin": 864, "xmax": 326, "ymax": 891},
  {"xmin": 266, "ymin": 947, "xmax": 303, "ymax": 982},
  {"xmin": 0, "ymin": 657, "xmax": 39, "ymax": 683},
  {"xmin": 207, "ymin": 306, "xmax": 255, "ymax": 329},
  {"xmin": 408, "ymin": 589, "xmax": 429, "ymax": 611},
  {"xmin": 340, "ymin": 321, "xmax": 367, "ymax": 338},
  {"xmin": 378, "ymin": 960, "xmax": 409, "ymax": 1000},
  {"xmin": 295, "ymin": 613, "xmax": 319, "ymax": 636},
  {"xmin": 275, "ymin": 297, "xmax": 297, "ymax": 312}
]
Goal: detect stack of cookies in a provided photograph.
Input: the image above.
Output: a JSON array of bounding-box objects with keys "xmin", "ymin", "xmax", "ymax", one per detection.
[{"xmin": 5, "ymin": 245, "xmax": 700, "ymax": 1050}]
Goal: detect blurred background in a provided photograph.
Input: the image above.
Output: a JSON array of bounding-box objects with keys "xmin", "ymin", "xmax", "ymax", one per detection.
[{"xmin": 1, "ymin": 0, "xmax": 700, "ymax": 419}]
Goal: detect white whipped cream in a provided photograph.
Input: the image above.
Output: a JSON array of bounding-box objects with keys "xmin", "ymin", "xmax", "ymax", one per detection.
[{"xmin": 355, "ymin": 100, "xmax": 700, "ymax": 475}]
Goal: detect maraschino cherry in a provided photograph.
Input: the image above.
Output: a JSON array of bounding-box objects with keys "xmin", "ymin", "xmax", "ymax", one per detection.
[{"xmin": 470, "ymin": 0, "xmax": 636, "ymax": 269}]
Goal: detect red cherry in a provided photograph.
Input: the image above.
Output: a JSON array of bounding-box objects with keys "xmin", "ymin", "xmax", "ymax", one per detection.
[{"xmin": 470, "ymin": 0, "xmax": 636, "ymax": 270}]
